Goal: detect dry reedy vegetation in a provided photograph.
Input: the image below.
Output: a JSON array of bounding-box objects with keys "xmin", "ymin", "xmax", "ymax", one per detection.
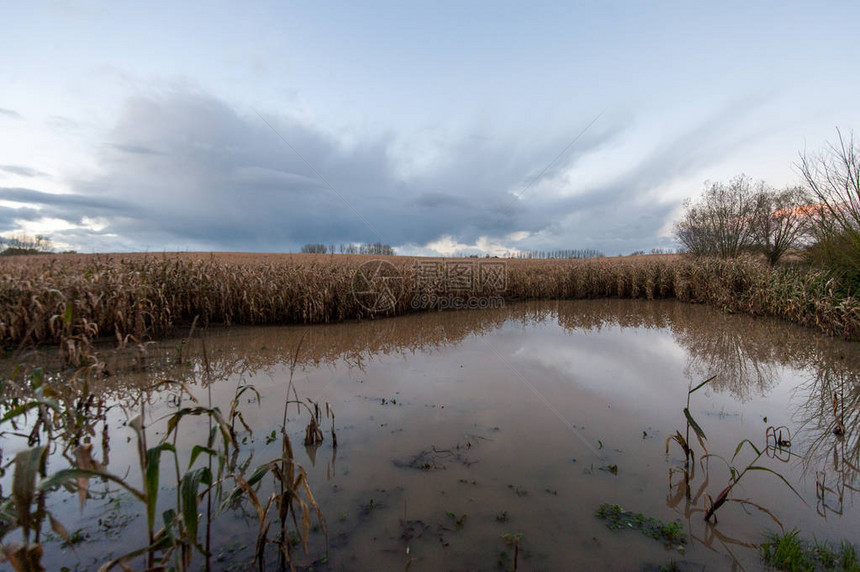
[
  {"xmin": 1, "ymin": 253, "xmax": 859, "ymax": 357},
  {"xmin": 0, "ymin": 353, "xmax": 334, "ymax": 571}
]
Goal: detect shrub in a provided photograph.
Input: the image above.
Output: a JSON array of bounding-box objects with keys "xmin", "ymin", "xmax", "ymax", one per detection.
[{"xmin": 799, "ymin": 128, "xmax": 860, "ymax": 291}]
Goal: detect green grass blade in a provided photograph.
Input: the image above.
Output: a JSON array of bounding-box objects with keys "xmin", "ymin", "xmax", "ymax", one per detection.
[
  {"xmin": 235, "ymin": 385, "xmax": 261, "ymax": 405},
  {"xmin": 1, "ymin": 399, "xmax": 61, "ymax": 425},
  {"xmin": 145, "ymin": 443, "xmax": 176, "ymax": 534},
  {"xmin": 180, "ymin": 467, "xmax": 212, "ymax": 541},
  {"xmin": 732, "ymin": 439, "xmax": 761, "ymax": 461},
  {"xmin": 162, "ymin": 508, "xmax": 177, "ymax": 545},
  {"xmin": 188, "ymin": 445, "xmax": 218, "ymax": 469},
  {"xmin": 683, "ymin": 408, "xmax": 707, "ymax": 443},
  {"xmin": 689, "ymin": 375, "xmax": 717, "ymax": 395},
  {"xmin": 12, "ymin": 446, "xmax": 47, "ymax": 536},
  {"xmin": 746, "ymin": 466, "xmax": 805, "ymax": 502}
]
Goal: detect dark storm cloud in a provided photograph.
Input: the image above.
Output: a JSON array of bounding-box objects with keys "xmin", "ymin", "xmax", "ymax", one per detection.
[
  {"xmin": 0, "ymin": 108, "xmax": 22, "ymax": 119},
  {"xmin": 0, "ymin": 187, "xmax": 129, "ymax": 231},
  {"xmin": 0, "ymin": 187, "xmax": 126, "ymax": 211},
  {"xmin": 0, "ymin": 206, "xmax": 43, "ymax": 232},
  {"xmin": 0, "ymin": 165, "xmax": 49, "ymax": 178},
  {"xmin": 18, "ymin": 90, "xmax": 753, "ymax": 253},
  {"xmin": 41, "ymin": 91, "xmax": 625, "ymax": 251}
]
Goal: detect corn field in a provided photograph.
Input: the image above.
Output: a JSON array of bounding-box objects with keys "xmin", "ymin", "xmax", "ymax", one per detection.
[{"xmin": 1, "ymin": 253, "xmax": 858, "ymax": 357}]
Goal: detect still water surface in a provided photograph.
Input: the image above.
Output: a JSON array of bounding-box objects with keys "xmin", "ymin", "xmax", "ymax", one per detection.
[{"xmin": 3, "ymin": 299, "xmax": 858, "ymax": 571}]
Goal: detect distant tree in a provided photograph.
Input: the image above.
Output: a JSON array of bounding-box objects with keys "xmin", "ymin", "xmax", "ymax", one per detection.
[
  {"xmin": 675, "ymin": 175, "xmax": 759, "ymax": 258},
  {"xmin": 321, "ymin": 242, "xmax": 395, "ymax": 255},
  {"xmin": 514, "ymin": 248, "xmax": 603, "ymax": 259},
  {"xmin": 300, "ymin": 243, "xmax": 328, "ymax": 254},
  {"xmin": 359, "ymin": 242, "xmax": 395, "ymax": 255},
  {"xmin": 752, "ymin": 185, "xmax": 813, "ymax": 265},
  {"xmin": 799, "ymin": 128, "xmax": 860, "ymax": 286},
  {"xmin": 0, "ymin": 233, "xmax": 54, "ymax": 255}
]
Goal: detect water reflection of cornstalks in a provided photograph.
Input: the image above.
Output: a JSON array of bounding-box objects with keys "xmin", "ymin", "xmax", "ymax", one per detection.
[
  {"xmin": 665, "ymin": 376, "xmax": 810, "ymax": 568},
  {"xmin": 701, "ymin": 429, "xmax": 797, "ymax": 525},
  {"xmin": 666, "ymin": 376, "xmax": 714, "ymax": 499},
  {"xmin": 668, "ymin": 455, "xmax": 761, "ymax": 567},
  {"xmin": 797, "ymin": 360, "xmax": 860, "ymax": 518},
  {"xmin": 0, "ymin": 336, "xmax": 335, "ymax": 572}
]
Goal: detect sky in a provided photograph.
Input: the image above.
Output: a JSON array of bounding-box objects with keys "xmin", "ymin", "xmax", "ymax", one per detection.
[{"xmin": 0, "ymin": 1, "xmax": 858, "ymax": 256}]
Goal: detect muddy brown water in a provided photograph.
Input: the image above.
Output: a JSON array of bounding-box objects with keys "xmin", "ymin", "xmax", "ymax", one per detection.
[{"xmin": 2, "ymin": 299, "xmax": 858, "ymax": 571}]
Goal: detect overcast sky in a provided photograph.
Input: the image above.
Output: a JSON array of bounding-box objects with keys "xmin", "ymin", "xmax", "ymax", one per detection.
[{"xmin": 1, "ymin": 2, "xmax": 858, "ymax": 256}]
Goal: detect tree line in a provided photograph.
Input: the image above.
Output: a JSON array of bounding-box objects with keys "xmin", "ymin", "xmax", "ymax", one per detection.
[
  {"xmin": 512, "ymin": 248, "xmax": 604, "ymax": 259},
  {"xmin": 300, "ymin": 242, "xmax": 396, "ymax": 255},
  {"xmin": 675, "ymin": 128, "xmax": 860, "ymax": 287},
  {"xmin": 629, "ymin": 248, "xmax": 676, "ymax": 256},
  {"xmin": 0, "ymin": 234, "xmax": 55, "ymax": 256}
]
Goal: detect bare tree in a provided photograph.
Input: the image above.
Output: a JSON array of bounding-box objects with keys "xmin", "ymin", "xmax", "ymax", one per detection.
[
  {"xmin": 799, "ymin": 128, "xmax": 860, "ymax": 283},
  {"xmin": 300, "ymin": 243, "xmax": 328, "ymax": 254},
  {"xmin": 0, "ymin": 233, "xmax": 54, "ymax": 255},
  {"xmin": 675, "ymin": 175, "xmax": 759, "ymax": 258},
  {"xmin": 753, "ymin": 184, "xmax": 813, "ymax": 265}
]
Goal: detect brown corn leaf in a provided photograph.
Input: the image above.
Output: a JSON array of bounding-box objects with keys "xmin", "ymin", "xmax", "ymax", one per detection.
[
  {"xmin": 47, "ymin": 513, "xmax": 70, "ymax": 545},
  {"xmin": 73, "ymin": 444, "xmax": 102, "ymax": 508},
  {"xmin": 1, "ymin": 542, "xmax": 45, "ymax": 572}
]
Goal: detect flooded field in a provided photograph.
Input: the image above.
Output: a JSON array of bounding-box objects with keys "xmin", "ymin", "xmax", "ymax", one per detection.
[{"xmin": 2, "ymin": 299, "xmax": 858, "ymax": 571}]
